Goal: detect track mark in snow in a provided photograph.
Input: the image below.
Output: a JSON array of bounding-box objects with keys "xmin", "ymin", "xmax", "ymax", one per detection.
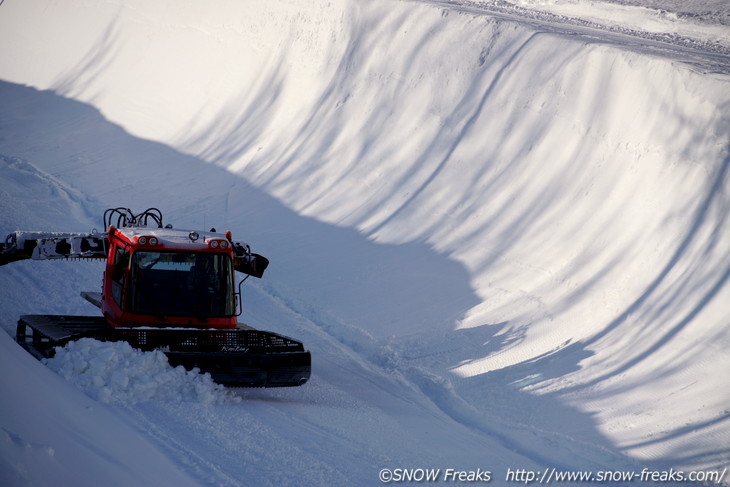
[
  {"xmin": 258, "ymin": 280, "xmax": 628, "ymax": 473},
  {"xmin": 421, "ymin": 0, "xmax": 730, "ymax": 74},
  {"xmin": 0, "ymin": 427, "xmax": 57, "ymax": 487},
  {"xmin": 0, "ymin": 154, "xmax": 97, "ymax": 230},
  {"xmin": 1, "ymin": 427, "xmax": 55, "ymax": 458},
  {"xmin": 124, "ymin": 407, "xmax": 249, "ymax": 487}
]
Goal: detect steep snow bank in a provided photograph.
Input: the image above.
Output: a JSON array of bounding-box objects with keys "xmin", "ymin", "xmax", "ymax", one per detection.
[{"xmin": 0, "ymin": 333, "xmax": 202, "ymax": 487}]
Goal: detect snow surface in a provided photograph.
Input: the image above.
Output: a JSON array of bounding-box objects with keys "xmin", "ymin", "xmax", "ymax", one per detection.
[
  {"xmin": 45, "ymin": 339, "xmax": 235, "ymax": 406},
  {"xmin": 0, "ymin": 0, "xmax": 729, "ymax": 485},
  {"xmin": 468, "ymin": 0, "xmax": 730, "ymax": 52}
]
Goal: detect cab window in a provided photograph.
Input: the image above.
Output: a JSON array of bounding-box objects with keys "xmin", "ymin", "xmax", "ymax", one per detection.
[{"xmin": 128, "ymin": 251, "xmax": 234, "ymax": 318}]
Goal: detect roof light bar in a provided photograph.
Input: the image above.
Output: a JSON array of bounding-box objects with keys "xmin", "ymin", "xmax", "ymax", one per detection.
[{"xmin": 137, "ymin": 236, "xmax": 159, "ymax": 246}]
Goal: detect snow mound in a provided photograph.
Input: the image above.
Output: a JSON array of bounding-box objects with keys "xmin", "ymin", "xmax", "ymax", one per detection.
[{"xmin": 45, "ymin": 338, "xmax": 235, "ymax": 405}]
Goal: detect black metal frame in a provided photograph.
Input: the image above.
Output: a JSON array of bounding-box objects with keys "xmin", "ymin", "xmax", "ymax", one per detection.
[{"xmin": 17, "ymin": 315, "xmax": 311, "ymax": 387}]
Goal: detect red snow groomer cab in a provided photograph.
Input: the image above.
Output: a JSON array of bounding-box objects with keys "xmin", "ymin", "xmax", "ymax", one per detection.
[{"xmin": 1, "ymin": 208, "xmax": 310, "ymax": 387}]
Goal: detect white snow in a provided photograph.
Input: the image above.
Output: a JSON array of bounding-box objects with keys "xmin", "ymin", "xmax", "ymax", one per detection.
[
  {"xmin": 45, "ymin": 339, "xmax": 235, "ymax": 406},
  {"xmin": 0, "ymin": 0, "xmax": 728, "ymax": 485},
  {"xmin": 468, "ymin": 0, "xmax": 730, "ymax": 51},
  {"xmin": 0, "ymin": 333, "xmax": 204, "ymax": 487}
]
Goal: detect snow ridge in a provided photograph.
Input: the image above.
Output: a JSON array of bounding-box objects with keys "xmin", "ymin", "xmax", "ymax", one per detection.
[{"xmin": 45, "ymin": 339, "xmax": 236, "ymax": 406}]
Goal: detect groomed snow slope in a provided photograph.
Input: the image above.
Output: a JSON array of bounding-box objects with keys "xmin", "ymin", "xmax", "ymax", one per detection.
[{"xmin": 1, "ymin": 0, "xmax": 728, "ymax": 485}]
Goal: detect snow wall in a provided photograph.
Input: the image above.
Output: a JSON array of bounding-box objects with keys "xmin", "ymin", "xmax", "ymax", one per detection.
[{"xmin": 1, "ymin": 0, "xmax": 728, "ymax": 474}]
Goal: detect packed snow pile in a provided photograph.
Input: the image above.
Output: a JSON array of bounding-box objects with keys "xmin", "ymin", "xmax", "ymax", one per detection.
[{"xmin": 45, "ymin": 339, "xmax": 235, "ymax": 405}]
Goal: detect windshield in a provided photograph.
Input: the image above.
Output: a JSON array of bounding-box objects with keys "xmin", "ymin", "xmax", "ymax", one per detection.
[{"xmin": 128, "ymin": 251, "xmax": 234, "ymax": 318}]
